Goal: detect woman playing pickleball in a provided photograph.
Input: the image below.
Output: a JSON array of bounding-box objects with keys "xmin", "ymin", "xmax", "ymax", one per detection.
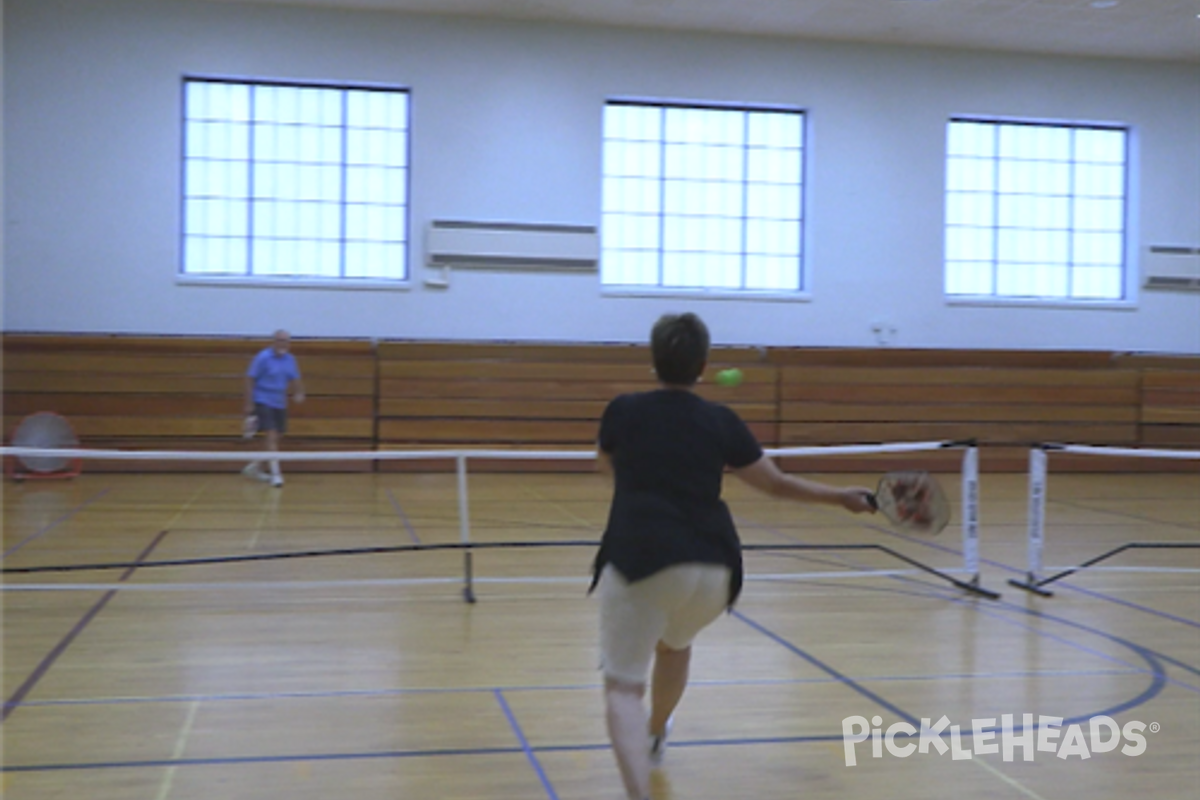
[{"xmin": 592, "ymin": 312, "xmax": 876, "ymax": 800}]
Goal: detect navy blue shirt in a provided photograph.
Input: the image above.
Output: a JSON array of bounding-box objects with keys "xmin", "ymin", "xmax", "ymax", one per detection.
[{"xmin": 592, "ymin": 389, "xmax": 764, "ymax": 606}]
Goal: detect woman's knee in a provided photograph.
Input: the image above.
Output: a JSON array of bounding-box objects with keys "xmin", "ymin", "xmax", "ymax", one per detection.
[
  {"xmin": 656, "ymin": 640, "xmax": 691, "ymax": 657},
  {"xmin": 604, "ymin": 675, "xmax": 646, "ymax": 698}
]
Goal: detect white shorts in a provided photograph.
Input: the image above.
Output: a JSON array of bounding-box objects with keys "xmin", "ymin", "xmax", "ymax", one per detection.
[{"xmin": 598, "ymin": 562, "xmax": 731, "ymax": 685}]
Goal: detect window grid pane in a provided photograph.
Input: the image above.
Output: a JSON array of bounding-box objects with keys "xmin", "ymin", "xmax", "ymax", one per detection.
[
  {"xmin": 944, "ymin": 119, "xmax": 1127, "ymax": 301},
  {"xmin": 182, "ymin": 79, "xmax": 409, "ymax": 281},
  {"xmin": 602, "ymin": 102, "xmax": 804, "ymax": 292}
]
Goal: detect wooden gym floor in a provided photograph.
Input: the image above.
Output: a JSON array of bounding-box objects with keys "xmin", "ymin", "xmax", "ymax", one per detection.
[{"xmin": 2, "ymin": 469, "xmax": 1198, "ymax": 799}]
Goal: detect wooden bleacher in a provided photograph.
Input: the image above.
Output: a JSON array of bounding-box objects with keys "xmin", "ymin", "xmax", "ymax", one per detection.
[
  {"xmin": 2, "ymin": 334, "xmax": 1196, "ymax": 473},
  {"xmin": 374, "ymin": 342, "xmax": 776, "ymax": 471},
  {"xmin": 773, "ymin": 349, "xmax": 1144, "ymax": 473},
  {"xmin": 1118, "ymin": 354, "xmax": 1200, "ymax": 452},
  {"xmin": 2, "ymin": 335, "xmax": 376, "ymax": 472}
]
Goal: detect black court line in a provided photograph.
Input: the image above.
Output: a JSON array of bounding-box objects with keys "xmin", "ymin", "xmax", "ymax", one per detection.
[
  {"xmin": 743, "ymin": 554, "xmax": 1185, "ymax": 689},
  {"xmin": 872, "ymin": 519, "xmax": 1200, "ymax": 630},
  {"xmin": 3, "ymin": 519, "xmax": 1185, "ymax": 776},
  {"xmin": 738, "ymin": 578, "xmax": 1174, "ymax": 732},
  {"xmin": 736, "ymin": 514, "xmax": 964, "ymax": 599},
  {"xmin": 0, "ymin": 577, "xmax": 1178, "ymax": 777},
  {"xmin": 841, "ymin": 565, "xmax": 1186, "ymax": 707},
  {"xmin": 2, "ymin": 488, "xmax": 112, "ymax": 559},
  {"xmin": 735, "ymin": 518, "xmax": 1178, "ymax": 731},
  {"xmin": 1, "ymin": 530, "xmax": 168, "ymax": 723},
  {"xmin": 386, "ymin": 488, "xmax": 421, "ymax": 544},
  {"xmin": 1050, "ymin": 497, "xmax": 1200, "ymax": 535}
]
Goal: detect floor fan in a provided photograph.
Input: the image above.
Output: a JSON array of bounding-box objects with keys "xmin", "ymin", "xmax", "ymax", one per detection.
[{"xmin": 7, "ymin": 412, "xmax": 82, "ymax": 481}]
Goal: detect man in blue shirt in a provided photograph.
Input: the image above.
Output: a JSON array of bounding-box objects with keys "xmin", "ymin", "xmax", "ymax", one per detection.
[{"xmin": 243, "ymin": 330, "xmax": 305, "ymax": 487}]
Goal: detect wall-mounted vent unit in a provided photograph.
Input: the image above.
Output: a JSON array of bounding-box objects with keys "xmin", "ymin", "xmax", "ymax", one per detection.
[
  {"xmin": 1143, "ymin": 245, "xmax": 1200, "ymax": 292},
  {"xmin": 426, "ymin": 221, "xmax": 598, "ymax": 271}
]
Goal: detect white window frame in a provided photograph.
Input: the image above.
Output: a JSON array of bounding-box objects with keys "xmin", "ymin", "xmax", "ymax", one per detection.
[
  {"xmin": 601, "ymin": 100, "xmax": 808, "ymax": 299},
  {"xmin": 944, "ymin": 117, "xmax": 1133, "ymax": 307},
  {"xmin": 179, "ymin": 76, "xmax": 411, "ymax": 288}
]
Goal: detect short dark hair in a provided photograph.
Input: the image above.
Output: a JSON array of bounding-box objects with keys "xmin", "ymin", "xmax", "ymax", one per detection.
[{"xmin": 651, "ymin": 313, "xmax": 709, "ymax": 386}]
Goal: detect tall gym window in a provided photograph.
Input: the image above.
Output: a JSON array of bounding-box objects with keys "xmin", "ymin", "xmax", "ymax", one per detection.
[
  {"xmin": 602, "ymin": 101, "xmax": 805, "ymax": 293},
  {"xmin": 182, "ymin": 78, "xmax": 410, "ymax": 282},
  {"xmin": 945, "ymin": 118, "xmax": 1128, "ymax": 301}
]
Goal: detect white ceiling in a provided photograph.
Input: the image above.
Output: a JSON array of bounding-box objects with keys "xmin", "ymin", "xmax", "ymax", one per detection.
[{"xmin": 211, "ymin": 0, "xmax": 1200, "ymax": 62}]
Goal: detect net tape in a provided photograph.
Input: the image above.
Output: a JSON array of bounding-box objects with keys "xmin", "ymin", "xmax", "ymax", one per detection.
[{"xmin": 0, "ymin": 440, "xmax": 956, "ymax": 463}]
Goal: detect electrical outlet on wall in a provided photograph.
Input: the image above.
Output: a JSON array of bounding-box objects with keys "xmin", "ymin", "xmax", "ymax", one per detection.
[{"xmin": 871, "ymin": 321, "xmax": 898, "ymax": 346}]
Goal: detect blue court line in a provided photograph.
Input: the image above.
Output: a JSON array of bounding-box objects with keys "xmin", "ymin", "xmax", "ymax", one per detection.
[
  {"xmin": 873, "ymin": 514, "xmax": 1200, "ymax": 631},
  {"xmin": 761, "ymin": 512, "xmax": 1197, "ymax": 687},
  {"xmin": 836, "ymin": 563, "xmax": 1190, "ymax": 703},
  {"xmin": 494, "ymin": 689, "xmax": 559, "ymax": 800},
  {"xmin": 16, "ymin": 717, "xmax": 1184, "ymax": 775},
  {"xmin": 737, "ymin": 579, "xmax": 1174, "ymax": 734},
  {"xmin": 530, "ymin": 733, "xmax": 848, "ymax": 754},
  {"xmin": 853, "ymin": 572, "xmax": 1199, "ymax": 692},
  {"xmin": 0, "ymin": 732, "xmax": 970, "ymax": 774},
  {"xmin": 758, "ymin": 508, "xmax": 1200, "ymax": 639},
  {"xmin": 1044, "ymin": 582, "xmax": 1200, "ymax": 632},
  {"xmin": 14, "ymin": 668, "xmax": 1144, "ymax": 709},
  {"xmin": 784, "ymin": 556, "xmax": 1187, "ymax": 689},
  {"xmin": 1051, "ymin": 497, "xmax": 1200, "ymax": 535},
  {"xmin": 0, "ymin": 746, "xmax": 525, "ymax": 773},
  {"xmin": 1137, "ymin": 649, "xmax": 1200, "ymax": 680},
  {"xmin": 960, "ymin": 594, "xmax": 1174, "ymax": 721},
  {"xmin": 973, "ymin": 600, "xmax": 1200, "ymax": 697},
  {"xmin": 731, "ymin": 609, "xmax": 921, "ymax": 727},
  {"xmin": 950, "ymin": 608, "xmax": 1176, "ymax": 722},
  {"xmin": 386, "ymin": 488, "xmax": 421, "ymax": 544},
  {"xmin": 1, "ymin": 488, "xmax": 112, "ymax": 560},
  {"xmin": 777, "ymin": 549, "xmax": 1194, "ymax": 700},
  {"xmin": 735, "ymin": 520, "xmax": 1179, "ymax": 732},
  {"xmin": 0, "ymin": 737, "xmax": 840, "ymax": 774},
  {"xmin": 834, "ymin": 569, "xmax": 1197, "ymax": 698},
  {"xmin": 2, "ymin": 530, "xmax": 169, "ymax": 723},
  {"xmin": 6, "ymin": 518, "xmax": 1184, "ymax": 776}
]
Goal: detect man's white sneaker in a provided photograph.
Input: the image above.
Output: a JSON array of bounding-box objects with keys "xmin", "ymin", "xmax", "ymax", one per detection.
[
  {"xmin": 270, "ymin": 474, "xmax": 284, "ymax": 487},
  {"xmin": 243, "ymin": 462, "xmax": 269, "ymax": 481}
]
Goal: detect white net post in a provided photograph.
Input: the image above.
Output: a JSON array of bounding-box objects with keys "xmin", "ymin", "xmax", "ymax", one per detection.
[
  {"xmin": 960, "ymin": 445, "xmax": 980, "ymax": 584},
  {"xmin": 456, "ymin": 454, "xmax": 475, "ymax": 603},
  {"xmin": 1025, "ymin": 447, "xmax": 1048, "ymax": 585}
]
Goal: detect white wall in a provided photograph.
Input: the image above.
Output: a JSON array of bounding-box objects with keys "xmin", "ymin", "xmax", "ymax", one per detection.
[{"xmin": 4, "ymin": 0, "xmax": 1199, "ymax": 352}]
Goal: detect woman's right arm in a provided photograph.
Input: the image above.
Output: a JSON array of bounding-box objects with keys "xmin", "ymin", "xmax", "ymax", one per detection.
[{"xmin": 733, "ymin": 455, "xmax": 875, "ymax": 514}]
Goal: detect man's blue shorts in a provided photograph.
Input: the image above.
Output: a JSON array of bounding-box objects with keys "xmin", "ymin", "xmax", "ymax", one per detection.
[{"xmin": 254, "ymin": 403, "xmax": 288, "ymax": 434}]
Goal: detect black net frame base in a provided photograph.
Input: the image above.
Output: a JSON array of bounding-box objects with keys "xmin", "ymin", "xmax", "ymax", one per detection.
[
  {"xmin": 1007, "ymin": 574, "xmax": 1056, "ymax": 597},
  {"xmin": 1009, "ymin": 542, "xmax": 1200, "ymax": 597}
]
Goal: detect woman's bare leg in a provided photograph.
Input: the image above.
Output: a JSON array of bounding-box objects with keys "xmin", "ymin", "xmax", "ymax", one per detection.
[
  {"xmin": 649, "ymin": 641, "xmax": 690, "ymax": 737},
  {"xmin": 605, "ymin": 677, "xmax": 651, "ymax": 800}
]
